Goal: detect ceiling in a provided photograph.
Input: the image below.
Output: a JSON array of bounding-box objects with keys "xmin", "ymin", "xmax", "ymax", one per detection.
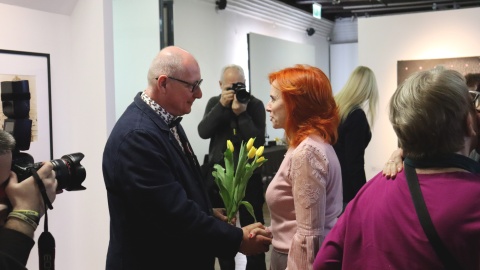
[
  {"xmin": 276, "ymin": 0, "xmax": 480, "ymax": 21},
  {"xmin": 0, "ymin": 0, "xmax": 77, "ymax": 15}
]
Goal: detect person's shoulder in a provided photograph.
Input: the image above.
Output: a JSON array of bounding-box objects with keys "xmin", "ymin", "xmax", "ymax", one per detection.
[
  {"xmin": 294, "ymin": 136, "xmax": 332, "ymax": 157},
  {"xmin": 249, "ymin": 95, "xmax": 264, "ymax": 104},
  {"xmin": 348, "ymin": 108, "xmax": 367, "ymax": 119}
]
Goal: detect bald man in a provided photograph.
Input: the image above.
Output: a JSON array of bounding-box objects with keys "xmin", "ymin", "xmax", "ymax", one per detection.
[{"xmin": 102, "ymin": 46, "xmax": 271, "ymax": 270}]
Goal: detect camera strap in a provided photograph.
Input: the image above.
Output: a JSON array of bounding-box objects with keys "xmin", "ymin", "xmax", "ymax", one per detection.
[
  {"xmin": 38, "ymin": 206, "xmax": 55, "ymax": 270},
  {"xmin": 29, "ymin": 167, "xmax": 56, "ymax": 270},
  {"xmin": 29, "ymin": 167, "xmax": 53, "ymax": 210}
]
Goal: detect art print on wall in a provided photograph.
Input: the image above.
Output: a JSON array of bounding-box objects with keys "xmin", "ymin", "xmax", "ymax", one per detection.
[
  {"xmin": 0, "ymin": 49, "xmax": 53, "ymax": 160},
  {"xmin": 398, "ymin": 56, "xmax": 480, "ymax": 85}
]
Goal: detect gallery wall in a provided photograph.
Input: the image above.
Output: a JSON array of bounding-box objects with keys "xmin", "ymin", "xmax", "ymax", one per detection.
[
  {"xmin": 358, "ymin": 7, "xmax": 480, "ymax": 180},
  {"xmin": 0, "ymin": 1, "xmax": 113, "ymax": 269}
]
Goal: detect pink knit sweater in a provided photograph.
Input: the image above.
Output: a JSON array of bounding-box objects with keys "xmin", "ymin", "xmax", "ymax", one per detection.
[{"xmin": 265, "ymin": 135, "xmax": 343, "ymax": 270}]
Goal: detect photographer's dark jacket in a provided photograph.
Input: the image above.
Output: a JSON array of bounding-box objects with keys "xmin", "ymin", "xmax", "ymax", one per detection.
[
  {"xmin": 197, "ymin": 95, "xmax": 266, "ymax": 208},
  {"xmin": 102, "ymin": 93, "xmax": 243, "ymax": 270},
  {"xmin": 0, "ymin": 228, "xmax": 34, "ymax": 270},
  {"xmin": 198, "ymin": 95, "xmax": 266, "ymax": 167}
]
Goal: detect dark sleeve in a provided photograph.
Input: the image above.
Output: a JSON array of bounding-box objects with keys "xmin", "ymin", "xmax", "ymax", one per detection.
[
  {"xmin": 236, "ymin": 97, "xmax": 266, "ymax": 147},
  {"xmin": 341, "ymin": 109, "xmax": 371, "ymax": 196},
  {"xmin": 198, "ymin": 96, "xmax": 231, "ymax": 139},
  {"xmin": 0, "ymin": 227, "xmax": 35, "ymax": 270}
]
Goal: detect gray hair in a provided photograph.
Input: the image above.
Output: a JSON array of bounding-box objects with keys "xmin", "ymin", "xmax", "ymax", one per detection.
[
  {"xmin": 220, "ymin": 64, "xmax": 245, "ymax": 82},
  {"xmin": 389, "ymin": 66, "xmax": 471, "ymax": 159},
  {"xmin": 0, "ymin": 130, "xmax": 15, "ymax": 155}
]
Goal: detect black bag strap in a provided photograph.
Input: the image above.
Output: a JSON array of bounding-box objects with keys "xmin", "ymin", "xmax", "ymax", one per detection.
[{"xmin": 404, "ymin": 164, "xmax": 462, "ymax": 270}]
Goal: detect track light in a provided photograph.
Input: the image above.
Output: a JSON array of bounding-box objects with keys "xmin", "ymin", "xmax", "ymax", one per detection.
[{"xmin": 216, "ymin": 0, "xmax": 227, "ymax": 10}]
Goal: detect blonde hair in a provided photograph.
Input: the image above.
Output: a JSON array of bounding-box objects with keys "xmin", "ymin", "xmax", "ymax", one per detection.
[{"xmin": 335, "ymin": 66, "xmax": 379, "ymax": 128}]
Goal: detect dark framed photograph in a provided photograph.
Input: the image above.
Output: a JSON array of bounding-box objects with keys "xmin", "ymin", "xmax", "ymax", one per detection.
[
  {"xmin": 398, "ymin": 56, "xmax": 480, "ymax": 85},
  {"xmin": 0, "ymin": 49, "xmax": 53, "ymax": 160}
]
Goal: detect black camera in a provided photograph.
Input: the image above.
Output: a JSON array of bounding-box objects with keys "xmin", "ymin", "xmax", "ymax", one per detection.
[
  {"xmin": 1, "ymin": 80, "xmax": 86, "ymax": 192},
  {"xmin": 228, "ymin": 82, "xmax": 250, "ymax": 104},
  {"xmin": 11, "ymin": 152, "xmax": 86, "ymax": 191}
]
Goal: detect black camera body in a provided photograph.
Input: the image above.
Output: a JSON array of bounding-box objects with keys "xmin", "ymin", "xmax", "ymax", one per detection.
[
  {"xmin": 12, "ymin": 152, "xmax": 86, "ymax": 191},
  {"xmin": 228, "ymin": 82, "xmax": 250, "ymax": 104}
]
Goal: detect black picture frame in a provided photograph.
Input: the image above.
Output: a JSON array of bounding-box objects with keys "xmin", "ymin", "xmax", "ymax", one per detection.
[{"xmin": 0, "ymin": 49, "xmax": 53, "ymax": 160}]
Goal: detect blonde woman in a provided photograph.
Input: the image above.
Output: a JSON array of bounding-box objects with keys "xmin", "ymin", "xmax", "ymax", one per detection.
[{"xmin": 333, "ymin": 66, "xmax": 378, "ymax": 208}]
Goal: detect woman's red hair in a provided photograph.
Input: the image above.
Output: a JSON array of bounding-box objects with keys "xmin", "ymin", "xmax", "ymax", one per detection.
[{"xmin": 269, "ymin": 64, "xmax": 339, "ymax": 147}]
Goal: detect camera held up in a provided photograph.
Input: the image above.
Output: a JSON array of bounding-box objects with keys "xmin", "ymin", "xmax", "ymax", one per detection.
[
  {"xmin": 1, "ymin": 79, "xmax": 86, "ymax": 192},
  {"xmin": 12, "ymin": 152, "xmax": 86, "ymax": 191},
  {"xmin": 228, "ymin": 82, "xmax": 250, "ymax": 104}
]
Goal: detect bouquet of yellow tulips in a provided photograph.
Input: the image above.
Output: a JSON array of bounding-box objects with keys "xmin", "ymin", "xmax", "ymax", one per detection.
[{"xmin": 212, "ymin": 137, "xmax": 268, "ymax": 223}]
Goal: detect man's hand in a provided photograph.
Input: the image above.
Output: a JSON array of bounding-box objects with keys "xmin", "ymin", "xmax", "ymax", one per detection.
[
  {"xmin": 212, "ymin": 208, "xmax": 236, "ymax": 225},
  {"xmin": 231, "ymin": 96, "xmax": 248, "ymax": 116},
  {"xmin": 220, "ymin": 87, "xmax": 235, "ymax": 107},
  {"xmin": 5, "ymin": 161, "xmax": 57, "ymax": 216},
  {"xmin": 239, "ymin": 222, "xmax": 271, "ymax": 256}
]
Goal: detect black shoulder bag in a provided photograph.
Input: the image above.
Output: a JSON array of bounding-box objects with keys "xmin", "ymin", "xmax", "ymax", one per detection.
[{"xmin": 403, "ymin": 154, "xmax": 477, "ymax": 270}]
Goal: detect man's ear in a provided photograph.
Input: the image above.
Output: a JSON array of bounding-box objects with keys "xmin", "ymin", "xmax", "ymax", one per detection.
[
  {"xmin": 466, "ymin": 112, "xmax": 478, "ymax": 137},
  {"xmin": 157, "ymin": 75, "xmax": 168, "ymax": 91}
]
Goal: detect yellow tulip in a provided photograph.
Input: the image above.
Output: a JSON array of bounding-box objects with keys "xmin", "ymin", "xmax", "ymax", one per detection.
[
  {"xmin": 227, "ymin": 140, "xmax": 234, "ymax": 152},
  {"xmin": 256, "ymin": 156, "xmax": 265, "ymax": 163},
  {"xmin": 256, "ymin": 146, "xmax": 264, "ymax": 157},
  {"xmin": 248, "ymin": 146, "xmax": 257, "ymax": 159},
  {"xmin": 246, "ymin": 138, "xmax": 255, "ymax": 151}
]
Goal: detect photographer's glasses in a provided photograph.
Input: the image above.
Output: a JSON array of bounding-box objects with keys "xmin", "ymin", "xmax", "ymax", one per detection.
[
  {"xmin": 469, "ymin": 90, "xmax": 480, "ymax": 110},
  {"xmin": 156, "ymin": 76, "xmax": 203, "ymax": 93}
]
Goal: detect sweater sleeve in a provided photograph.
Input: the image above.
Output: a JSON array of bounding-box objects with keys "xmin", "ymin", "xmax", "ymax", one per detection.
[
  {"xmin": 287, "ymin": 143, "xmax": 329, "ymax": 270},
  {"xmin": 0, "ymin": 227, "xmax": 35, "ymax": 270}
]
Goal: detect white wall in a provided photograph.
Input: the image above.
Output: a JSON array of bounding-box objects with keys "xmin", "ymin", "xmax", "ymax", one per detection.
[
  {"xmin": 330, "ymin": 42, "xmax": 358, "ymax": 93},
  {"xmin": 358, "ymin": 7, "xmax": 480, "ymax": 180},
  {"xmin": 113, "ymin": 0, "xmax": 160, "ymax": 119},
  {"xmin": 0, "ymin": 1, "xmax": 113, "ymax": 269}
]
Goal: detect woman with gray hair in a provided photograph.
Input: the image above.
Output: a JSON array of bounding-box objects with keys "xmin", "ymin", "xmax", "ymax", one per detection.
[{"xmin": 313, "ymin": 66, "xmax": 480, "ymax": 269}]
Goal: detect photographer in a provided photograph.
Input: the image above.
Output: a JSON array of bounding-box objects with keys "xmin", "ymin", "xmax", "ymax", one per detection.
[
  {"xmin": 198, "ymin": 64, "xmax": 266, "ymax": 270},
  {"xmin": 0, "ymin": 130, "xmax": 57, "ymax": 270}
]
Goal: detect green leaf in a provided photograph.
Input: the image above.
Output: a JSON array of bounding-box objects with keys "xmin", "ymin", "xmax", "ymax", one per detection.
[{"xmin": 239, "ymin": 201, "xmax": 256, "ymax": 223}]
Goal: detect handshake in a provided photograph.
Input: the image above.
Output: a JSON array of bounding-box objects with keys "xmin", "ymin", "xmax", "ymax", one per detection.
[
  {"xmin": 212, "ymin": 208, "xmax": 272, "ymax": 256},
  {"xmin": 239, "ymin": 222, "xmax": 273, "ymax": 256}
]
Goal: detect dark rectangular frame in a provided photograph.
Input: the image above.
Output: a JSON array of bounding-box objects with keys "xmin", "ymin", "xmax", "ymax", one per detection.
[{"xmin": 0, "ymin": 49, "xmax": 53, "ymax": 160}]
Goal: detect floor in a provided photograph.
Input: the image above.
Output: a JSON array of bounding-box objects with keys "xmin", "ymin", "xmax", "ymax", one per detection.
[{"xmin": 215, "ymin": 202, "xmax": 272, "ymax": 270}]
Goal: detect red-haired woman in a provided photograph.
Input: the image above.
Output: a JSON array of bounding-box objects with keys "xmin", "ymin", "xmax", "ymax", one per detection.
[{"xmin": 252, "ymin": 64, "xmax": 343, "ymax": 270}]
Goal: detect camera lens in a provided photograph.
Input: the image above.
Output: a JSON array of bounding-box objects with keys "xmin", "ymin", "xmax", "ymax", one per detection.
[
  {"xmin": 231, "ymin": 82, "xmax": 250, "ymax": 104},
  {"xmin": 50, "ymin": 153, "xmax": 86, "ymax": 191}
]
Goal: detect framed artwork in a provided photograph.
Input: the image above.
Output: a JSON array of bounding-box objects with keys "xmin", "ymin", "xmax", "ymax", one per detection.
[
  {"xmin": 397, "ymin": 56, "xmax": 480, "ymax": 85},
  {"xmin": 0, "ymin": 49, "xmax": 53, "ymax": 161}
]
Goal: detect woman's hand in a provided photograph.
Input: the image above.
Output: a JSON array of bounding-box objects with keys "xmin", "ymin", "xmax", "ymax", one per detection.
[
  {"xmin": 382, "ymin": 148, "xmax": 404, "ymax": 179},
  {"xmin": 248, "ymin": 226, "xmax": 273, "ymax": 239}
]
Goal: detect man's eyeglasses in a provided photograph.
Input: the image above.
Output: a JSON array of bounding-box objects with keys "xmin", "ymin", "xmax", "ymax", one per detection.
[
  {"xmin": 469, "ymin": 90, "xmax": 480, "ymax": 109},
  {"xmin": 156, "ymin": 76, "xmax": 203, "ymax": 92}
]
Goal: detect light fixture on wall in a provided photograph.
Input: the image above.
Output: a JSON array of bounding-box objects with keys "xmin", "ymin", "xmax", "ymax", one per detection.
[
  {"xmin": 306, "ymin": 28, "xmax": 315, "ymax": 36},
  {"xmin": 216, "ymin": 0, "xmax": 227, "ymax": 10}
]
